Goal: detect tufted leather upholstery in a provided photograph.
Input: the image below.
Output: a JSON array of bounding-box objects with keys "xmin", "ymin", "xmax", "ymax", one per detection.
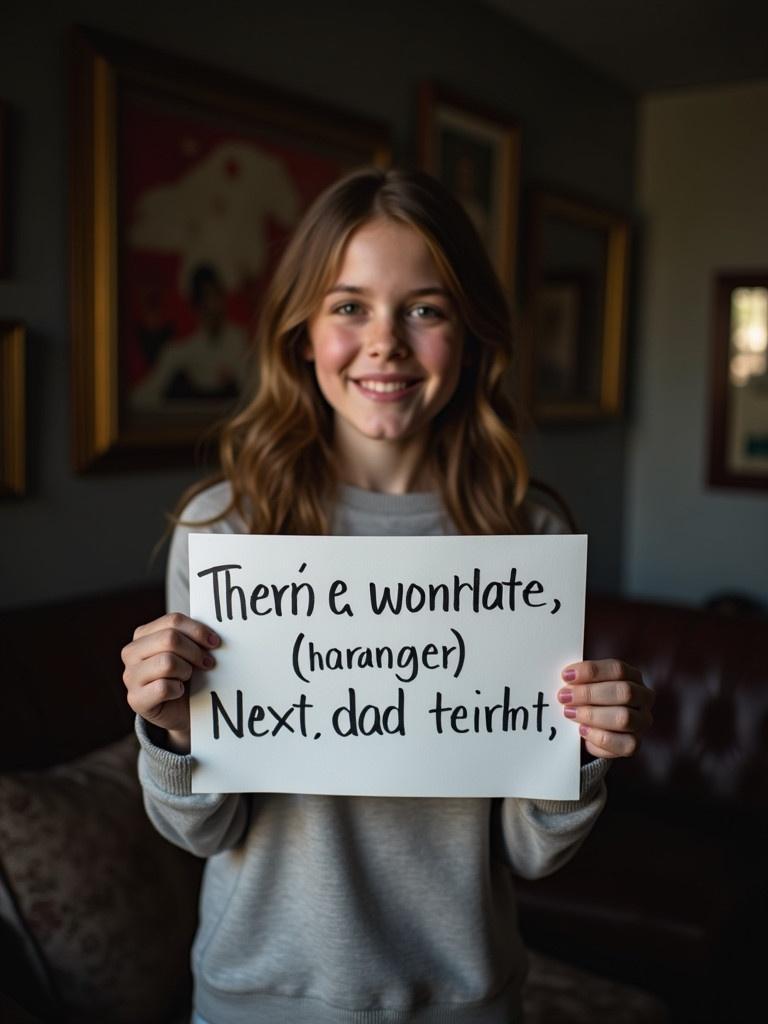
[
  {"xmin": 584, "ymin": 595, "xmax": 767, "ymax": 808},
  {"xmin": 516, "ymin": 593, "xmax": 768, "ymax": 1024}
]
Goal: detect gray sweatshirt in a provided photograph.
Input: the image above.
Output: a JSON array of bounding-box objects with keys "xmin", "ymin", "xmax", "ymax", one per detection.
[{"xmin": 136, "ymin": 483, "xmax": 608, "ymax": 1024}]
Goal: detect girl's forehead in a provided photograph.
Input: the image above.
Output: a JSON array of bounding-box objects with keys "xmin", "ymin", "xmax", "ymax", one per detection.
[{"xmin": 330, "ymin": 218, "xmax": 446, "ymax": 285}]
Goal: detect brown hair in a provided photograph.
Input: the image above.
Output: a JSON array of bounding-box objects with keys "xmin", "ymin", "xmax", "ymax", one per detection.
[{"xmin": 176, "ymin": 166, "xmax": 529, "ymax": 534}]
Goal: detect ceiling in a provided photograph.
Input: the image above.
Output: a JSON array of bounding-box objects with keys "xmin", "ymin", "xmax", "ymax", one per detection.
[{"xmin": 481, "ymin": 0, "xmax": 768, "ymax": 94}]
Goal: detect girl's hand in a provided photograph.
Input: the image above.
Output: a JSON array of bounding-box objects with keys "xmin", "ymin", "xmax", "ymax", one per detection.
[
  {"xmin": 121, "ymin": 613, "xmax": 220, "ymax": 752},
  {"xmin": 557, "ymin": 659, "xmax": 654, "ymax": 760}
]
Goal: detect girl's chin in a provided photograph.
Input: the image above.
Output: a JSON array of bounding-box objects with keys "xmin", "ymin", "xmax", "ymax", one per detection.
[
  {"xmin": 338, "ymin": 417, "xmax": 425, "ymax": 446},
  {"xmin": 362, "ymin": 420, "xmax": 424, "ymax": 443}
]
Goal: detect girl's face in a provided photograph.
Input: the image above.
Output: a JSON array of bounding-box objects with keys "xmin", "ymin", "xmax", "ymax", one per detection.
[{"xmin": 306, "ymin": 218, "xmax": 464, "ymax": 467}]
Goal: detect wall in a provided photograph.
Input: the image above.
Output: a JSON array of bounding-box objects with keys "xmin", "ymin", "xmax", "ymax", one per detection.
[
  {"xmin": 626, "ymin": 81, "xmax": 768, "ymax": 605},
  {"xmin": 0, "ymin": 0, "xmax": 636, "ymax": 608}
]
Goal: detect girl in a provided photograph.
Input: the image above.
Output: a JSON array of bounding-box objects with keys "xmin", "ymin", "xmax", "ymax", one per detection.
[{"xmin": 121, "ymin": 167, "xmax": 653, "ymax": 1024}]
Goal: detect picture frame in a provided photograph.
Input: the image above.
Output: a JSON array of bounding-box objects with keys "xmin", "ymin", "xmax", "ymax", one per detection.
[
  {"xmin": 708, "ymin": 272, "xmax": 768, "ymax": 490},
  {"xmin": 70, "ymin": 26, "xmax": 391, "ymax": 472},
  {"xmin": 524, "ymin": 189, "xmax": 630, "ymax": 422},
  {"xmin": 417, "ymin": 82, "xmax": 520, "ymax": 296},
  {"xmin": 0, "ymin": 321, "xmax": 25, "ymax": 496}
]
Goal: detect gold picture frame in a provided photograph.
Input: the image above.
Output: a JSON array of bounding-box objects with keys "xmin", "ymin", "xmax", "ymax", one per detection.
[
  {"xmin": 0, "ymin": 321, "xmax": 25, "ymax": 496},
  {"xmin": 70, "ymin": 26, "xmax": 391, "ymax": 472},
  {"xmin": 418, "ymin": 82, "xmax": 520, "ymax": 297},
  {"xmin": 524, "ymin": 190, "xmax": 630, "ymax": 422}
]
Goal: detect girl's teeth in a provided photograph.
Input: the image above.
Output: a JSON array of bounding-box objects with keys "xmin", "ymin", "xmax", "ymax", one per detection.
[{"xmin": 358, "ymin": 379, "xmax": 412, "ymax": 393}]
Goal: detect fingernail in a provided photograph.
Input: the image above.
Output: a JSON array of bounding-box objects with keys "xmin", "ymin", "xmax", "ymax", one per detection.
[
  {"xmin": 208, "ymin": 633, "xmax": 220, "ymax": 647},
  {"xmin": 564, "ymin": 706, "xmax": 577, "ymax": 719},
  {"xmin": 561, "ymin": 669, "xmax": 576, "ymax": 681},
  {"xmin": 558, "ymin": 689, "xmax": 573, "ymax": 703},
  {"xmin": 579, "ymin": 725, "xmax": 589, "ymax": 737},
  {"xmin": 203, "ymin": 655, "xmax": 215, "ymax": 668}
]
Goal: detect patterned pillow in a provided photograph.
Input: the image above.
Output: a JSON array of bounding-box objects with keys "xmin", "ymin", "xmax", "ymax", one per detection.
[{"xmin": 0, "ymin": 735, "xmax": 203, "ymax": 1024}]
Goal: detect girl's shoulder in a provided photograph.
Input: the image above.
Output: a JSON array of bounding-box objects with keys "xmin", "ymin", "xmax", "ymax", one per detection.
[
  {"xmin": 524, "ymin": 500, "xmax": 571, "ymax": 537},
  {"xmin": 177, "ymin": 480, "xmax": 245, "ymax": 533}
]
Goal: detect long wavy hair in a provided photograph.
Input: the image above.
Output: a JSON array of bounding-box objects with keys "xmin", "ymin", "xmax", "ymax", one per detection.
[{"xmin": 176, "ymin": 166, "xmax": 530, "ymax": 534}]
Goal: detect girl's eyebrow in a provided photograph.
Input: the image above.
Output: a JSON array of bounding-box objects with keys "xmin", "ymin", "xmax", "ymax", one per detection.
[{"xmin": 325, "ymin": 284, "xmax": 453, "ymax": 298}]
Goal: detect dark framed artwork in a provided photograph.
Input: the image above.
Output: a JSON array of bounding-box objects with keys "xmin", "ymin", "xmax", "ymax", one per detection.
[
  {"xmin": 0, "ymin": 321, "xmax": 25, "ymax": 496},
  {"xmin": 708, "ymin": 272, "xmax": 768, "ymax": 490},
  {"xmin": 525, "ymin": 190, "xmax": 630, "ymax": 422},
  {"xmin": 70, "ymin": 27, "xmax": 391, "ymax": 471},
  {"xmin": 418, "ymin": 83, "xmax": 520, "ymax": 296},
  {"xmin": 533, "ymin": 275, "xmax": 588, "ymax": 403}
]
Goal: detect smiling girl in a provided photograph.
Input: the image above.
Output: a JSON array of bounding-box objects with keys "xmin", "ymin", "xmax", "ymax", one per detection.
[{"xmin": 122, "ymin": 167, "xmax": 653, "ymax": 1024}]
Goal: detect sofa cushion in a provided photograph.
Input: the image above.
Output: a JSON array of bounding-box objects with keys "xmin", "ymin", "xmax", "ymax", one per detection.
[
  {"xmin": 0, "ymin": 734, "xmax": 202, "ymax": 1024},
  {"xmin": 524, "ymin": 950, "xmax": 668, "ymax": 1023}
]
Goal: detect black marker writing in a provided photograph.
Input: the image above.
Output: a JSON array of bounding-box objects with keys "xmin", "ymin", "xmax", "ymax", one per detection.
[
  {"xmin": 329, "ymin": 579, "xmax": 354, "ymax": 616},
  {"xmin": 428, "ymin": 688, "xmax": 549, "ymax": 735},
  {"xmin": 197, "ymin": 563, "xmax": 315, "ymax": 622},
  {"xmin": 331, "ymin": 688, "xmax": 405, "ymax": 737},
  {"xmin": 210, "ymin": 689, "xmax": 313, "ymax": 738},
  {"xmin": 291, "ymin": 629, "xmax": 465, "ymax": 684},
  {"xmin": 369, "ymin": 568, "xmax": 548, "ymax": 615}
]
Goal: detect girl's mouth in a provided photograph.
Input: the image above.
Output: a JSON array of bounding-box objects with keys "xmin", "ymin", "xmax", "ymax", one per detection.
[{"xmin": 352, "ymin": 377, "xmax": 423, "ymax": 401}]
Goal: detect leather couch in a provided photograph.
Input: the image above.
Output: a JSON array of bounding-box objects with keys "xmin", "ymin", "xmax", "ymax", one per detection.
[
  {"xmin": 516, "ymin": 594, "xmax": 767, "ymax": 1023},
  {"xmin": 2, "ymin": 586, "xmax": 764, "ymax": 1022}
]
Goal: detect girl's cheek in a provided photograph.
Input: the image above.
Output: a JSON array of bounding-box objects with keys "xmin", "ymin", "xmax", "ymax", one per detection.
[
  {"xmin": 314, "ymin": 329, "xmax": 359, "ymax": 370},
  {"xmin": 415, "ymin": 330, "xmax": 462, "ymax": 372}
]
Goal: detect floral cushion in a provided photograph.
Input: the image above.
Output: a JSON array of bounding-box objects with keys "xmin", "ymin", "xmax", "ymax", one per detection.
[{"xmin": 0, "ymin": 735, "xmax": 202, "ymax": 1024}]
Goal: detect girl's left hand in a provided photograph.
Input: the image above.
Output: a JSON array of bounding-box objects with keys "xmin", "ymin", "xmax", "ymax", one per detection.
[{"xmin": 557, "ymin": 660, "xmax": 654, "ymax": 760}]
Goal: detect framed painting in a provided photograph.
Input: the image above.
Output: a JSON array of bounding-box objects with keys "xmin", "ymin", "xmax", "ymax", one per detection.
[
  {"xmin": 70, "ymin": 27, "xmax": 391, "ymax": 471},
  {"xmin": 0, "ymin": 321, "xmax": 25, "ymax": 496},
  {"xmin": 417, "ymin": 83, "xmax": 520, "ymax": 296},
  {"xmin": 524, "ymin": 189, "xmax": 630, "ymax": 423},
  {"xmin": 708, "ymin": 272, "xmax": 768, "ymax": 490}
]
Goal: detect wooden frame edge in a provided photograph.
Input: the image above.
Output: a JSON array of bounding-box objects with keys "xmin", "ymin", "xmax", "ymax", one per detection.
[{"xmin": 0, "ymin": 321, "xmax": 26, "ymax": 496}]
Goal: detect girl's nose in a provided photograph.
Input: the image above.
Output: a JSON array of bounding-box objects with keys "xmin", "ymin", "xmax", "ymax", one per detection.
[{"xmin": 365, "ymin": 316, "xmax": 409, "ymax": 360}]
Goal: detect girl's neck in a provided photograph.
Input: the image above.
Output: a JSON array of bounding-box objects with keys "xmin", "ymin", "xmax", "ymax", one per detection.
[{"xmin": 333, "ymin": 428, "xmax": 434, "ymax": 495}]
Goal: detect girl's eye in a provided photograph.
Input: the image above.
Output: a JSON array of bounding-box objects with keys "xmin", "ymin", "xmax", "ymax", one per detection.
[
  {"xmin": 408, "ymin": 305, "xmax": 444, "ymax": 320},
  {"xmin": 333, "ymin": 302, "xmax": 364, "ymax": 316}
]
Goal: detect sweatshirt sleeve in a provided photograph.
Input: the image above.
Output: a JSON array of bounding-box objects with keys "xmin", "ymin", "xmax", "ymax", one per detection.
[
  {"xmin": 500, "ymin": 497, "xmax": 607, "ymax": 878},
  {"xmin": 500, "ymin": 758, "xmax": 608, "ymax": 879},
  {"xmin": 137, "ymin": 482, "xmax": 251, "ymax": 859},
  {"xmin": 136, "ymin": 716, "xmax": 251, "ymax": 858}
]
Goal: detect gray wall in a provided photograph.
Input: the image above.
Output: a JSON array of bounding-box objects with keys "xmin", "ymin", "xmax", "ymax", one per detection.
[
  {"xmin": 0, "ymin": 0, "xmax": 636, "ymax": 609},
  {"xmin": 627, "ymin": 82, "xmax": 768, "ymax": 605}
]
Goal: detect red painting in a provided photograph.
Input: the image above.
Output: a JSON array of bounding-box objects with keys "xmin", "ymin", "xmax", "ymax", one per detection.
[{"xmin": 119, "ymin": 90, "xmax": 345, "ymax": 422}]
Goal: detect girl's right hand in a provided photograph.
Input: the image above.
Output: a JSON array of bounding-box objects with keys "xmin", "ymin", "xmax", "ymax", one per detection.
[{"xmin": 121, "ymin": 613, "xmax": 220, "ymax": 752}]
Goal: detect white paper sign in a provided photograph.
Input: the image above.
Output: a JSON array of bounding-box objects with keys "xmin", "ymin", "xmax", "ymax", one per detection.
[{"xmin": 188, "ymin": 534, "xmax": 587, "ymax": 799}]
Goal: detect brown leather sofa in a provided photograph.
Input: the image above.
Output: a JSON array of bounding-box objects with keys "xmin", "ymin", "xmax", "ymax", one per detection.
[
  {"xmin": 516, "ymin": 594, "xmax": 767, "ymax": 1023},
  {"xmin": 1, "ymin": 586, "xmax": 764, "ymax": 1023}
]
